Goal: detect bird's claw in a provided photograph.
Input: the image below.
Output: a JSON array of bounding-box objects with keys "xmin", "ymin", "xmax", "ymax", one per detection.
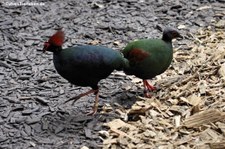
[
  {"xmin": 149, "ymin": 86, "xmax": 156, "ymax": 91},
  {"xmin": 143, "ymin": 80, "xmax": 157, "ymax": 98},
  {"xmin": 64, "ymin": 95, "xmax": 81, "ymax": 105},
  {"xmin": 144, "ymin": 90, "xmax": 152, "ymax": 98},
  {"xmin": 86, "ymin": 109, "xmax": 97, "ymax": 116},
  {"xmin": 146, "ymin": 83, "xmax": 157, "ymax": 91},
  {"xmin": 86, "ymin": 96, "xmax": 99, "ymax": 116},
  {"xmin": 143, "ymin": 80, "xmax": 156, "ymax": 90}
]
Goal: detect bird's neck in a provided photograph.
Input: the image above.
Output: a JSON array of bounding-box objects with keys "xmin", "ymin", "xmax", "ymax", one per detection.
[
  {"xmin": 48, "ymin": 45, "xmax": 63, "ymax": 53},
  {"xmin": 162, "ymin": 36, "xmax": 173, "ymax": 50},
  {"xmin": 162, "ymin": 34, "xmax": 172, "ymax": 43}
]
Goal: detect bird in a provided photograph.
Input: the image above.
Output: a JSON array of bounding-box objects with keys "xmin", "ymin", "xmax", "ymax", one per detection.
[
  {"xmin": 122, "ymin": 27, "xmax": 182, "ymax": 97},
  {"xmin": 43, "ymin": 29, "xmax": 128, "ymax": 115}
]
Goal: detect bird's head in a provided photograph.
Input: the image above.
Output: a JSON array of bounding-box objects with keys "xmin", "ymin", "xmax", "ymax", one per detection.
[
  {"xmin": 162, "ymin": 27, "xmax": 182, "ymax": 41},
  {"xmin": 43, "ymin": 29, "xmax": 65, "ymax": 53}
]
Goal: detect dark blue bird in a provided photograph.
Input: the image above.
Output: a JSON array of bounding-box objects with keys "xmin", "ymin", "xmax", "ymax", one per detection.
[{"xmin": 43, "ymin": 30, "xmax": 128, "ymax": 115}]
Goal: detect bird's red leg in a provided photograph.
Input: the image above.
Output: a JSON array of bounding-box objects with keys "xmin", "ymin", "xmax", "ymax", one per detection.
[
  {"xmin": 64, "ymin": 89, "xmax": 100, "ymax": 115},
  {"xmin": 64, "ymin": 89, "xmax": 97, "ymax": 104},
  {"xmin": 144, "ymin": 80, "xmax": 156, "ymax": 91},
  {"xmin": 143, "ymin": 80, "xmax": 156, "ymax": 97},
  {"xmin": 143, "ymin": 80, "xmax": 149, "ymax": 97},
  {"xmin": 87, "ymin": 90, "xmax": 99, "ymax": 116}
]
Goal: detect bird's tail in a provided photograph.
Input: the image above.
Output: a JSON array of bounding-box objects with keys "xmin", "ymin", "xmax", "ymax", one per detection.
[
  {"xmin": 122, "ymin": 57, "xmax": 130, "ymax": 71},
  {"xmin": 115, "ymin": 52, "xmax": 130, "ymax": 71}
]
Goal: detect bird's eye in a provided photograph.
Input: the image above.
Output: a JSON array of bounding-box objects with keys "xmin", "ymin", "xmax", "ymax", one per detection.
[
  {"xmin": 172, "ymin": 31, "xmax": 177, "ymax": 36},
  {"xmin": 172, "ymin": 31, "xmax": 181, "ymax": 38},
  {"xmin": 44, "ymin": 42, "xmax": 49, "ymax": 47}
]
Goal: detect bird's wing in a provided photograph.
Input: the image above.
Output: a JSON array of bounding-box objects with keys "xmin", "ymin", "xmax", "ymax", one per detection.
[{"xmin": 127, "ymin": 48, "xmax": 150, "ymax": 63}]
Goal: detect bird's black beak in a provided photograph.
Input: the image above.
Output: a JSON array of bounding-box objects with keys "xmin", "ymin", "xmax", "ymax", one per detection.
[
  {"xmin": 43, "ymin": 48, "xmax": 46, "ymax": 53},
  {"xmin": 177, "ymin": 33, "xmax": 183, "ymax": 39},
  {"xmin": 43, "ymin": 42, "xmax": 49, "ymax": 53}
]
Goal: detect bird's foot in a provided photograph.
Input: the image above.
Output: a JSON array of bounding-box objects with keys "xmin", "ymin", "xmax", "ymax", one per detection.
[
  {"xmin": 86, "ymin": 90, "xmax": 99, "ymax": 116},
  {"xmin": 144, "ymin": 90, "xmax": 152, "ymax": 98},
  {"xmin": 64, "ymin": 95, "xmax": 81, "ymax": 104},
  {"xmin": 143, "ymin": 80, "xmax": 156, "ymax": 98},
  {"xmin": 143, "ymin": 80, "xmax": 156, "ymax": 91},
  {"xmin": 64, "ymin": 89, "xmax": 98, "ymax": 105},
  {"xmin": 146, "ymin": 84, "xmax": 156, "ymax": 91},
  {"xmin": 145, "ymin": 82, "xmax": 156, "ymax": 91},
  {"xmin": 86, "ymin": 108, "xmax": 97, "ymax": 116}
]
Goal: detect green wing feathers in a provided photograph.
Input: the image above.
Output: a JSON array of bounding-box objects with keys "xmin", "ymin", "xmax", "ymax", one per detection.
[{"xmin": 122, "ymin": 39, "xmax": 173, "ymax": 79}]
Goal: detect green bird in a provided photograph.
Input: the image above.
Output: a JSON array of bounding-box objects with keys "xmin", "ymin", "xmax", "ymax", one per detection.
[{"xmin": 123, "ymin": 27, "xmax": 182, "ymax": 97}]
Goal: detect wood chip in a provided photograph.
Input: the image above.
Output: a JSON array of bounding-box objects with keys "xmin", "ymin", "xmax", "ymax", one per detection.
[
  {"xmin": 104, "ymin": 119, "xmax": 137, "ymax": 141},
  {"xmin": 209, "ymin": 142, "xmax": 225, "ymax": 149},
  {"xmin": 180, "ymin": 94, "xmax": 202, "ymax": 106},
  {"xmin": 200, "ymin": 128, "xmax": 220, "ymax": 141},
  {"xmin": 183, "ymin": 109, "xmax": 225, "ymax": 128},
  {"xmin": 174, "ymin": 115, "xmax": 181, "ymax": 128}
]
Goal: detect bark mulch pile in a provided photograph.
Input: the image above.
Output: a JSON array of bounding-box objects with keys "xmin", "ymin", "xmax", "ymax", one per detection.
[{"xmin": 103, "ymin": 26, "xmax": 225, "ymax": 149}]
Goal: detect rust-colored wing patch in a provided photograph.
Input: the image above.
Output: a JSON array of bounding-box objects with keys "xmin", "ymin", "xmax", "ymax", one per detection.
[{"xmin": 127, "ymin": 48, "xmax": 150, "ymax": 62}]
